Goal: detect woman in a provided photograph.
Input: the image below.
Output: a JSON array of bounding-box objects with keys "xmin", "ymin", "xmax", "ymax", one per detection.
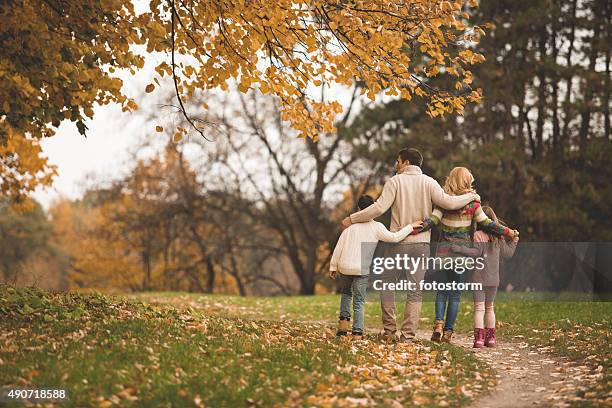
[{"xmin": 414, "ymin": 167, "xmax": 518, "ymax": 343}]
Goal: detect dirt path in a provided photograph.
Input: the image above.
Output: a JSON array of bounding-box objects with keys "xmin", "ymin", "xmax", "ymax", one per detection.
[{"xmin": 422, "ymin": 330, "xmax": 599, "ymax": 408}]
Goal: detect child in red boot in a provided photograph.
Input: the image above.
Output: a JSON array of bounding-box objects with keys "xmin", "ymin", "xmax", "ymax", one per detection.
[{"xmin": 452, "ymin": 206, "xmax": 519, "ymax": 348}]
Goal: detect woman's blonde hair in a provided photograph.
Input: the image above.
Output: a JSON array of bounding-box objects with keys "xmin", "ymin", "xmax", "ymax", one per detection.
[{"xmin": 443, "ymin": 167, "xmax": 475, "ymax": 196}]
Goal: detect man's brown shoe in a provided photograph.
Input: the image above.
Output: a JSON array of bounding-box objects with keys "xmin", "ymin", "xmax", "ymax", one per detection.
[
  {"xmin": 377, "ymin": 330, "xmax": 396, "ymax": 343},
  {"xmin": 441, "ymin": 330, "xmax": 453, "ymax": 343}
]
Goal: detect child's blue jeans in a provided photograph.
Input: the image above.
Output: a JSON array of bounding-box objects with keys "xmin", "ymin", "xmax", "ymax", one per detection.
[
  {"xmin": 337, "ymin": 273, "xmax": 369, "ymax": 333},
  {"xmin": 435, "ymin": 268, "xmax": 465, "ymax": 331}
]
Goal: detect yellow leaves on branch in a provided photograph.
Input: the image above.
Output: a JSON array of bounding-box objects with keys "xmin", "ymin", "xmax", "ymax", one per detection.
[
  {"xmin": 0, "ymin": 123, "xmax": 57, "ymax": 207},
  {"xmin": 0, "ymin": 0, "xmax": 145, "ymax": 142},
  {"xmin": 143, "ymin": 0, "xmax": 488, "ymax": 140},
  {"xmin": 0, "ymin": 0, "xmax": 147, "ymax": 200}
]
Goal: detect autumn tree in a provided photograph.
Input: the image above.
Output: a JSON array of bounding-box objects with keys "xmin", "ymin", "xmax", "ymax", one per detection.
[
  {"xmin": 1, "ymin": 0, "xmax": 146, "ymax": 203},
  {"xmin": 0, "ymin": 0, "xmax": 144, "ymax": 142},
  {"xmin": 50, "ymin": 139, "xmax": 283, "ymax": 294},
  {"xmin": 145, "ymin": 0, "xmax": 489, "ymax": 141},
  {"xmin": 156, "ymin": 87, "xmax": 380, "ymax": 294},
  {"xmin": 55, "ymin": 83, "xmax": 379, "ymax": 295},
  {"xmin": 50, "ymin": 192, "xmax": 144, "ymax": 291},
  {"xmin": 2, "ymin": 0, "xmax": 490, "ymax": 202}
]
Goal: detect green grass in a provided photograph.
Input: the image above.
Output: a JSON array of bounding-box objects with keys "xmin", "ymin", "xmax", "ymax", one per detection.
[
  {"xmin": 0, "ymin": 287, "xmax": 356, "ymax": 406},
  {"xmin": 133, "ymin": 291, "xmax": 611, "ymax": 406},
  {"xmin": 1, "ymin": 286, "xmax": 494, "ymax": 407},
  {"xmin": 1, "ymin": 286, "xmax": 609, "ymax": 406},
  {"xmin": 132, "ymin": 290, "xmax": 611, "ymax": 335}
]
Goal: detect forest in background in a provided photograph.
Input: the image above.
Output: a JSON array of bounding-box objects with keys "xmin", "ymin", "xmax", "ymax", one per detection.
[{"xmin": 2, "ymin": 0, "xmax": 610, "ymax": 295}]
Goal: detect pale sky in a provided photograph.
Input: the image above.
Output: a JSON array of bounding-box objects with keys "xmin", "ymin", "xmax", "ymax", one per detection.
[
  {"xmin": 32, "ymin": 49, "xmax": 166, "ymax": 209},
  {"xmin": 32, "ymin": 105, "xmax": 144, "ymax": 208}
]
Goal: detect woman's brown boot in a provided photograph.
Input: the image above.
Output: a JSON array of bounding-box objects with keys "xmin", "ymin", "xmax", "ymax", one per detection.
[
  {"xmin": 431, "ymin": 319, "xmax": 444, "ymax": 342},
  {"xmin": 441, "ymin": 330, "xmax": 454, "ymax": 343}
]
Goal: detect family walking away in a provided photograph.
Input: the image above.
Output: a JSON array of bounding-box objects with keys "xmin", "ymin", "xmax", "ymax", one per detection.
[{"xmin": 330, "ymin": 148, "xmax": 520, "ymax": 347}]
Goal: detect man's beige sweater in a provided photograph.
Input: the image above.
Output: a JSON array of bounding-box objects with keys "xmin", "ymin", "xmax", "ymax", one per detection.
[{"xmin": 349, "ymin": 166, "xmax": 479, "ymax": 244}]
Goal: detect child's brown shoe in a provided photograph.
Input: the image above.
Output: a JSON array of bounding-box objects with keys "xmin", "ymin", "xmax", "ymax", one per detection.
[
  {"xmin": 351, "ymin": 331, "xmax": 364, "ymax": 340},
  {"xmin": 431, "ymin": 319, "xmax": 444, "ymax": 342},
  {"xmin": 441, "ymin": 330, "xmax": 453, "ymax": 343},
  {"xmin": 336, "ymin": 319, "xmax": 350, "ymax": 336}
]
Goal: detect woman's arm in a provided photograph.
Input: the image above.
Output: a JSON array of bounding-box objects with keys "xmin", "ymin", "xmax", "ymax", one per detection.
[
  {"xmin": 474, "ymin": 205, "xmax": 516, "ymax": 238},
  {"xmin": 500, "ymin": 237, "xmax": 518, "ymax": 259},
  {"xmin": 413, "ymin": 207, "xmax": 443, "ymax": 234},
  {"xmin": 429, "ymin": 178, "xmax": 480, "ymax": 210}
]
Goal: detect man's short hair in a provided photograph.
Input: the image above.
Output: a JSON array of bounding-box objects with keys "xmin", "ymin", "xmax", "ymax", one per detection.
[
  {"xmin": 398, "ymin": 148, "xmax": 423, "ymax": 167},
  {"xmin": 357, "ymin": 195, "xmax": 375, "ymax": 210}
]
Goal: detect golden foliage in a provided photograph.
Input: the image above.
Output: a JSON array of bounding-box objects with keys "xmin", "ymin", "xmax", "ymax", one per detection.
[
  {"xmin": 0, "ymin": 124, "xmax": 56, "ymax": 206},
  {"xmin": 0, "ymin": 0, "xmax": 144, "ymax": 142},
  {"xmin": 50, "ymin": 199, "xmax": 143, "ymax": 292},
  {"xmin": 1, "ymin": 0, "xmax": 487, "ymax": 199},
  {"xmin": 143, "ymin": 0, "xmax": 487, "ymax": 139},
  {"xmin": 1, "ymin": 0, "xmax": 486, "ymax": 143}
]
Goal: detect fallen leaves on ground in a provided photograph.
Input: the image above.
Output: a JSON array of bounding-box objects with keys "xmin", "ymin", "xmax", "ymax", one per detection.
[{"xmin": 0, "ymin": 285, "xmax": 493, "ymax": 407}]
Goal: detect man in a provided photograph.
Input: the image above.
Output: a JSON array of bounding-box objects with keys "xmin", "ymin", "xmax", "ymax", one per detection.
[{"xmin": 341, "ymin": 148, "xmax": 479, "ymax": 342}]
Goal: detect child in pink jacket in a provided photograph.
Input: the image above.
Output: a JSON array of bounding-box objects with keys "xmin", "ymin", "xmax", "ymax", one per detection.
[{"xmin": 452, "ymin": 206, "xmax": 519, "ymax": 347}]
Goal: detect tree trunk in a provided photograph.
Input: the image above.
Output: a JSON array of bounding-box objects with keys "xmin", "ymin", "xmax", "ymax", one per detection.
[
  {"xmin": 550, "ymin": 0, "xmax": 561, "ymax": 157},
  {"xmin": 578, "ymin": 12, "xmax": 602, "ymax": 157},
  {"xmin": 205, "ymin": 257, "xmax": 215, "ymax": 293},
  {"xmin": 604, "ymin": 2, "xmax": 611, "ymax": 139},
  {"xmin": 561, "ymin": 0, "xmax": 577, "ymax": 151},
  {"xmin": 299, "ymin": 273, "xmax": 316, "ymax": 295},
  {"xmin": 534, "ymin": 25, "xmax": 548, "ymax": 160}
]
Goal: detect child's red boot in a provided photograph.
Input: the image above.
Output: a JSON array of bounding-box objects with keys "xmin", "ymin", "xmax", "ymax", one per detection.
[
  {"xmin": 473, "ymin": 328, "xmax": 485, "ymax": 348},
  {"xmin": 484, "ymin": 328, "xmax": 496, "ymax": 347}
]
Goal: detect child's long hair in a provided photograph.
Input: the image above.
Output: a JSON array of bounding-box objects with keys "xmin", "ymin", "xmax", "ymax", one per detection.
[
  {"xmin": 443, "ymin": 167, "xmax": 476, "ymax": 196},
  {"xmin": 476, "ymin": 206, "xmax": 505, "ymax": 245}
]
